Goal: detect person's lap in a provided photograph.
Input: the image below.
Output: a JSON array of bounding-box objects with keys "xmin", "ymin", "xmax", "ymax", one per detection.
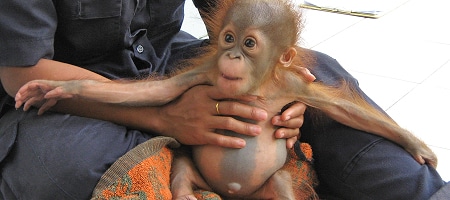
[
  {"xmin": 301, "ymin": 119, "xmax": 444, "ymax": 199},
  {"xmin": 0, "ymin": 109, "xmax": 152, "ymax": 199},
  {"xmin": 300, "ymin": 50, "xmax": 445, "ymax": 199}
]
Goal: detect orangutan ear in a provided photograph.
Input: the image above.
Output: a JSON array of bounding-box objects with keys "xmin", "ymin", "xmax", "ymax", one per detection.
[{"xmin": 279, "ymin": 47, "xmax": 297, "ymax": 68}]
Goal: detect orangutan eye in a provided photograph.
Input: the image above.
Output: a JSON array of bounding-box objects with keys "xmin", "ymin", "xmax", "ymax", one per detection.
[
  {"xmin": 244, "ymin": 39, "xmax": 256, "ymax": 48},
  {"xmin": 225, "ymin": 34, "xmax": 235, "ymax": 43}
]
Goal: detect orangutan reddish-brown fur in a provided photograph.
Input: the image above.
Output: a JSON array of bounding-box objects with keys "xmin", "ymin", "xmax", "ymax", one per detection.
[{"xmin": 15, "ymin": 0, "xmax": 437, "ymax": 199}]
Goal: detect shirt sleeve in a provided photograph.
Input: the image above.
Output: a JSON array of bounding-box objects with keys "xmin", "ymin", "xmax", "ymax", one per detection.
[{"xmin": 0, "ymin": 0, "xmax": 57, "ymax": 67}]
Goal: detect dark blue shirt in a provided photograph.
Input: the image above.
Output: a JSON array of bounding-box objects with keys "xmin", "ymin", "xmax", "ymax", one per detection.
[{"xmin": 0, "ymin": 0, "xmax": 211, "ymax": 116}]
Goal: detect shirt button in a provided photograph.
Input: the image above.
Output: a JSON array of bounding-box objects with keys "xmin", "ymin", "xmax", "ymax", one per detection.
[{"xmin": 136, "ymin": 45, "xmax": 144, "ymax": 53}]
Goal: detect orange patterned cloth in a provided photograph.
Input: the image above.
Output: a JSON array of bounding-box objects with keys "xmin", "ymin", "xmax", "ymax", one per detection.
[
  {"xmin": 284, "ymin": 142, "xmax": 319, "ymax": 199},
  {"xmin": 91, "ymin": 137, "xmax": 318, "ymax": 199}
]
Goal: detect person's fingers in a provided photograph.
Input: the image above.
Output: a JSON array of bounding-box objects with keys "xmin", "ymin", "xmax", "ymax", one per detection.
[
  {"xmin": 274, "ymin": 125, "xmax": 301, "ymax": 139},
  {"xmin": 279, "ymin": 102, "xmax": 307, "ymax": 122},
  {"xmin": 207, "ymin": 87, "xmax": 267, "ymax": 120},
  {"xmin": 273, "ymin": 102, "xmax": 305, "ymax": 149},
  {"xmin": 202, "ymin": 131, "xmax": 247, "ymax": 148},
  {"xmin": 214, "ymin": 100, "xmax": 267, "ymax": 121},
  {"xmin": 275, "ymin": 126, "xmax": 300, "ymax": 149},
  {"xmin": 285, "ymin": 136, "xmax": 298, "ymax": 149},
  {"xmin": 272, "ymin": 116, "xmax": 303, "ymax": 131}
]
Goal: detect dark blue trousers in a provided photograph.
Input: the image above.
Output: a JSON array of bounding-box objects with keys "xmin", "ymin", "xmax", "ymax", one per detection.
[
  {"xmin": 300, "ymin": 50, "xmax": 446, "ymax": 200},
  {"xmin": 0, "ymin": 109, "xmax": 152, "ymax": 199}
]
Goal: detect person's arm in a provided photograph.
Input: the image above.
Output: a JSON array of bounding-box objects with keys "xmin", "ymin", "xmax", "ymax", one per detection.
[
  {"xmin": 8, "ymin": 58, "xmax": 312, "ymax": 148},
  {"xmin": 0, "ymin": 58, "xmax": 267, "ymax": 148},
  {"xmin": 0, "ymin": 59, "xmax": 157, "ymax": 130}
]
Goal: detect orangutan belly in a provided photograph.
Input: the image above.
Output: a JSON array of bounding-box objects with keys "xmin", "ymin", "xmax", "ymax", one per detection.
[{"xmin": 192, "ymin": 126, "xmax": 287, "ymax": 197}]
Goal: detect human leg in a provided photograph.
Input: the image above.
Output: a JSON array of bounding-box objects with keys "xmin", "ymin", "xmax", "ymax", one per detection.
[
  {"xmin": 300, "ymin": 50, "xmax": 445, "ymax": 199},
  {"xmin": 0, "ymin": 108, "xmax": 152, "ymax": 199},
  {"xmin": 429, "ymin": 182, "xmax": 450, "ymax": 199}
]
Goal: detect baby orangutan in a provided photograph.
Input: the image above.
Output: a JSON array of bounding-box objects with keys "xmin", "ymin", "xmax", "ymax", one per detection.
[{"xmin": 15, "ymin": 0, "xmax": 437, "ymax": 199}]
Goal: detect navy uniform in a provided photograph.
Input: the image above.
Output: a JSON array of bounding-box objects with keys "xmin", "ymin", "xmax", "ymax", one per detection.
[
  {"xmin": 0, "ymin": 0, "xmax": 202, "ymax": 199},
  {"xmin": 0, "ymin": 0, "xmax": 446, "ymax": 199}
]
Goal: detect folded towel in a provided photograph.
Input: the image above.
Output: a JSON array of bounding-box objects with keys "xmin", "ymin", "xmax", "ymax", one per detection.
[{"xmin": 92, "ymin": 136, "xmax": 318, "ymax": 199}]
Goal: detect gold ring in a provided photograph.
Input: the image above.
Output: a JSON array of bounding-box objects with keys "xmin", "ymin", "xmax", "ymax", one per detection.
[{"xmin": 216, "ymin": 102, "xmax": 220, "ymax": 115}]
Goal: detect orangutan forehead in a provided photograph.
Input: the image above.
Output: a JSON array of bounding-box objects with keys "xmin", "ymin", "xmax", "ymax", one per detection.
[
  {"xmin": 222, "ymin": 0, "xmax": 299, "ymax": 47},
  {"xmin": 225, "ymin": 0, "xmax": 283, "ymax": 30}
]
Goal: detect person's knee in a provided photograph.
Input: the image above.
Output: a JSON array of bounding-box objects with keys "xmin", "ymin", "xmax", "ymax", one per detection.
[{"xmin": 331, "ymin": 139, "xmax": 443, "ymax": 200}]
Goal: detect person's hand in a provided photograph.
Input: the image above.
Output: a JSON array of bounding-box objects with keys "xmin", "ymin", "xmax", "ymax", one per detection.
[
  {"xmin": 156, "ymin": 85, "xmax": 268, "ymax": 149},
  {"xmin": 272, "ymin": 102, "xmax": 308, "ymax": 148},
  {"xmin": 272, "ymin": 67, "xmax": 314, "ymax": 148}
]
